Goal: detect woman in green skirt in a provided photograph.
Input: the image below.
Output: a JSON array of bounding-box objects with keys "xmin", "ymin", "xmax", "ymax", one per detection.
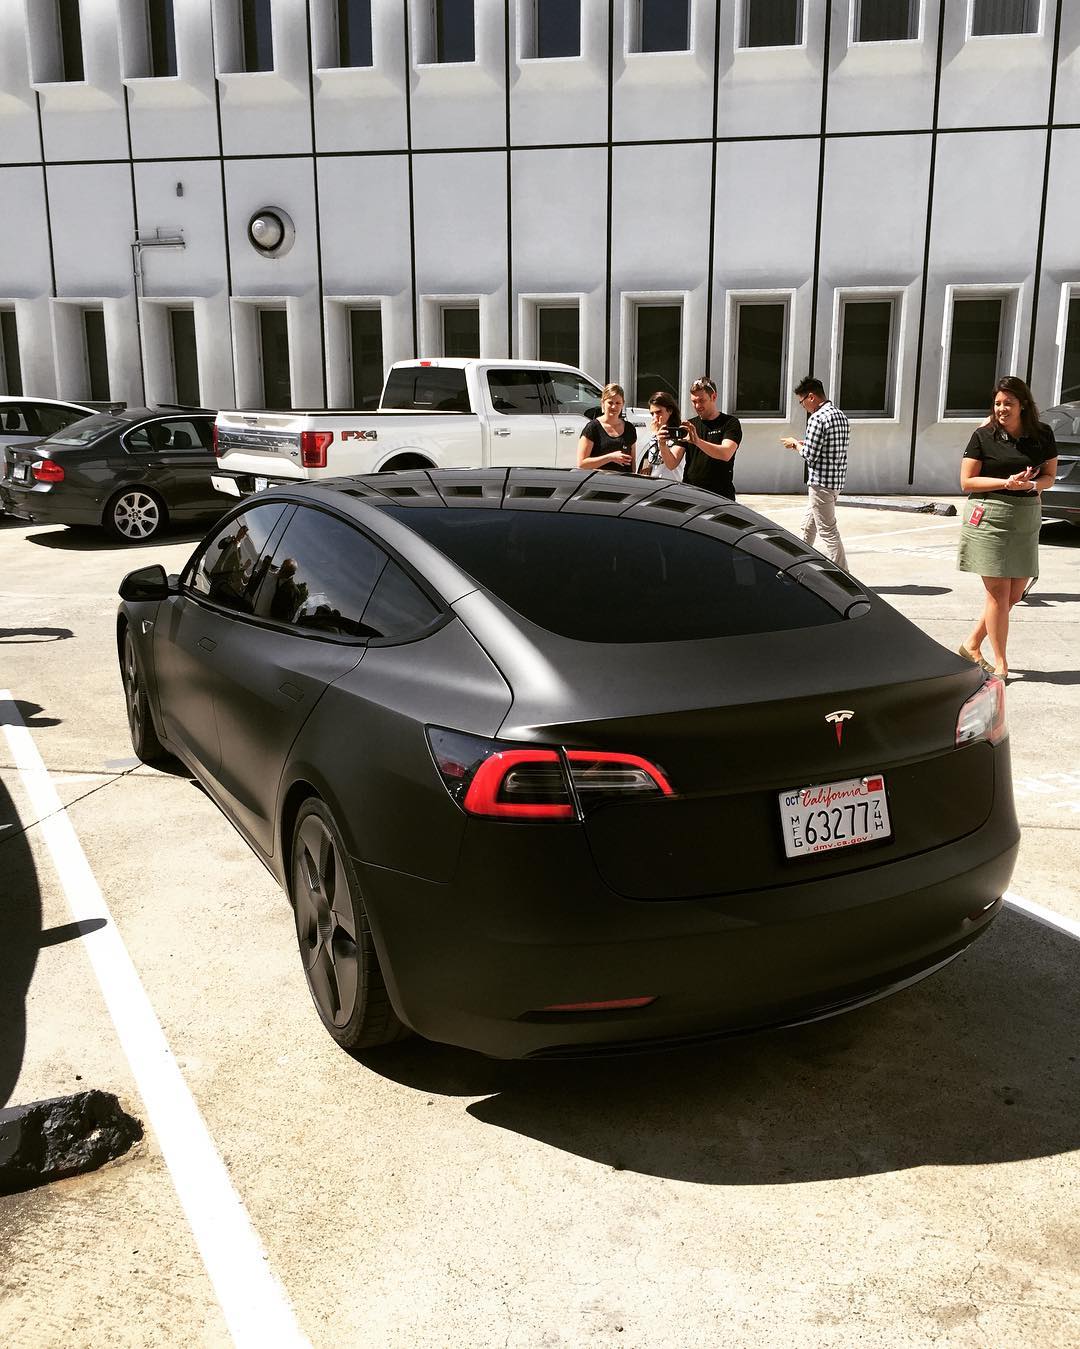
[{"xmin": 957, "ymin": 375, "xmax": 1057, "ymax": 679}]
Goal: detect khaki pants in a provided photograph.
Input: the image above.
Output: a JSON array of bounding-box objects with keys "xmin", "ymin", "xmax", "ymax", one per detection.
[{"xmin": 801, "ymin": 484, "xmax": 848, "ymax": 570}]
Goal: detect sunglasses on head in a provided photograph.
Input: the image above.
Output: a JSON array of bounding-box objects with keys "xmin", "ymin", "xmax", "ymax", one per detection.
[{"xmin": 690, "ymin": 379, "xmax": 716, "ymax": 395}]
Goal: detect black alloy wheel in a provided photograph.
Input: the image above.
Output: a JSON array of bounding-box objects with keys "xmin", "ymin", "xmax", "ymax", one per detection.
[
  {"xmin": 289, "ymin": 799, "xmax": 407, "ymax": 1051},
  {"xmin": 122, "ymin": 627, "xmax": 169, "ymax": 763},
  {"xmin": 106, "ymin": 488, "xmax": 167, "ymax": 543}
]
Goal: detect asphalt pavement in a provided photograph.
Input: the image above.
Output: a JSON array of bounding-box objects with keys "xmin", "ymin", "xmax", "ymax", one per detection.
[{"xmin": 0, "ymin": 499, "xmax": 1077, "ymax": 1348}]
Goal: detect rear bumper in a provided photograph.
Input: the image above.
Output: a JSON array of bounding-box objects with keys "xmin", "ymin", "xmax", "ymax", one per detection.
[
  {"xmin": 355, "ymin": 775, "xmax": 1019, "ymax": 1059},
  {"xmin": 0, "ymin": 484, "xmax": 100, "ymax": 526}
]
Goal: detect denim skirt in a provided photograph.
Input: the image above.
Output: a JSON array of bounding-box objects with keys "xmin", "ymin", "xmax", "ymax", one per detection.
[{"xmin": 956, "ymin": 492, "xmax": 1041, "ymax": 578}]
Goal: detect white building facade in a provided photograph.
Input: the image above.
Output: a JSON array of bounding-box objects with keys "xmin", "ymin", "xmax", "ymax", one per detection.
[{"xmin": 1, "ymin": 0, "xmax": 1078, "ymax": 493}]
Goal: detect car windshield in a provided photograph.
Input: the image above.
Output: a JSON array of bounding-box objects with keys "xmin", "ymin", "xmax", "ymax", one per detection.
[
  {"xmin": 42, "ymin": 414, "xmax": 126, "ymax": 447},
  {"xmin": 386, "ymin": 507, "xmax": 840, "ymax": 643}
]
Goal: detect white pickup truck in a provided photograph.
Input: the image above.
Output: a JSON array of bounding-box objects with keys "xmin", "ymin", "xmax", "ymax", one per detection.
[{"xmin": 211, "ymin": 358, "xmax": 649, "ymax": 496}]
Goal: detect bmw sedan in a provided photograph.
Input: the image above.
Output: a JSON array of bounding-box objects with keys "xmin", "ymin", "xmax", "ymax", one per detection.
[
  {"xmin": 116, "ymin": 469, "xmax": 1017, "ymax": 1059},
  {"xmin": 0, "ymin": 406, "xmax": 222, "ymax": 542}
]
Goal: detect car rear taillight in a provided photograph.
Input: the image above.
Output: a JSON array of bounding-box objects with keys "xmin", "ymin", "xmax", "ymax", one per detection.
[
  {"xmin": 32, "ymin": 459, "xmax": 65, "ymax": 483},
  {"xmin": 300, "ymin": 430, "xmax": 333, "ymax": 468},
  {"xmin": 427, "ymin": 728, "xmax": 674, "ymax": 822},
  {"xmin": 956, "ymin": 676, "xmax": 1006, "ymax": 747}
]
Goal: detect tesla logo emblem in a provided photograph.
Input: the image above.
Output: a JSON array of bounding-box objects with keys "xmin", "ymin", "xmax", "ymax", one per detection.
[{"xmin": 825, "ymin": 710, "xmax": 854, "ymax": 746}]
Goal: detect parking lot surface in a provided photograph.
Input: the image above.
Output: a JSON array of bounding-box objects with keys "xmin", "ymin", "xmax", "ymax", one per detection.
[{"xmin": 1, "ymin": 499, "xmax": 1078, "ymax": 1348}]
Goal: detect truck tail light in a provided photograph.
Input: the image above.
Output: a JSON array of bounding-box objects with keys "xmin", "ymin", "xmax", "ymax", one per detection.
[
  {"xmin": 955, "ymin": 676, "xmax": 1006, "ymax": 747},
  {"xmin": 32, "ymin": 459, "xmax": 65, "ymax": 483},
  {"xmin": 300, "ymin": 430, "xmax": 333, "ymax": 468},
  {"xmin": 426, "ymin": 728, "xmax": 674, "ymax": 822}
]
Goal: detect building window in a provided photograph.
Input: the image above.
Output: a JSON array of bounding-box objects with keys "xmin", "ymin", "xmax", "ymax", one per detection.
[
  {"xmin": 349, "ymin": 308, "xmax": 384, "ymax": 410},
  {"xmin": 442, "ymin": 306, "xmax": 480, "ymax": 358},
  {"xmin": 633, "ymin": 305, "xmax": 682, "ymax": 407},
  {"xmin": 57, "ymin": 0, "xmax": 85, "ymax": 82},
  {"xmin": 336, "ymin": 0, "xmax": 373, "ymax": 67},
  {"xmin": 634, "ymin": 0, "xmax": 690, "ymax": 52},
  {"xmin": 169, "ymin": 309, "xmax": 200, "ymax": 406},
  {"xmin": 147, "ymin": 1, "xmax": 178, "ymax": 77},
  {"xmin": 0, "ymin": 310, "xmax": 22, "ymax": 396},
  {"xmin": 969, "ymin": 0, "xmax": 1039, "ymax": 36},
  {"xmin": 537, "ymin": 306, "xmax": 580, "ymax": 367},
  {"xmin": 853, "ymin": 0, "xmax": 918, "ymax": 42},
  {"xmin": 740, "ymin": 0, "xmax": 803, "ymax": 48},
  {"xmin": 526, "ymin": 0, "xmax": 580, "ymax": 59},
  {"xmin": 837, "ymin": 298, "xmax": 898, "ymax": 418},
  {"xmin": 84, "ymin": 310, "xmax": 110, "ymax": 401},
  {"xmin": 241, "ymin": 0, "xmax": 274, "ymax": 72},
  {"xmin": 258, "ymin": 308, "xmax": 291, "ymax": 409},
  {"xmin": 435, "ymin": 0, "xmax": 475, "ymax": 63},
  {"xmin": 732, "ymin": 300, "xmax": 788, "ymax": 417},
  {"xmin": 945, "ymin": 296, "xmax": 1006, "ymax": 417},
  {"xmin": 1060, "ymin": 295, "xmax": 1080, "ymax": 402}
]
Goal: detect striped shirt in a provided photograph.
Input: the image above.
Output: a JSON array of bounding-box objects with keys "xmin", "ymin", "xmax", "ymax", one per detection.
[{"xmin": 801, "ymin": 400, "xmax": 849, "ymax": 491}]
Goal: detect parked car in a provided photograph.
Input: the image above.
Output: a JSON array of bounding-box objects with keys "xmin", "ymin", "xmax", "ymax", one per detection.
[
  {"xmin": 1041, "ymin": 397, "xmax": 1080, "ymax": 527},
  {"xmin": 0, "ymin": 406, "xmax": 222, "ymax": 542},
  {"xmin": 116, "ymin": 468, "xmax": 1017, "ymax": 1059},
  {"xmin": 0, "ymin": 395, "xmax": 99, "ymax": 451},
  {"xmin": 210, "ymin": 358, "xmax": 649, "ymax": 498}
]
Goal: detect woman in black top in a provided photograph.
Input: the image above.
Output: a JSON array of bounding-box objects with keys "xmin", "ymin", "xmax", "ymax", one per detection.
[
  {"xmin": 578, "ymin": 383, "xmax": 636, "ymax": 474},
  {"xmin": 957, "ymin": 375, "xmax": 1057, "ymax": 678}
]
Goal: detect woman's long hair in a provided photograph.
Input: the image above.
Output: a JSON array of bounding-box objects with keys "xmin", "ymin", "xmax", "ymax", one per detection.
[
  {"xmin": 648, "ymin": 391, "xmax": 682, "ymax": 427},
  {"xmin": 989, "ymin": 375, "xmax": 1042, "ymax": 438}
]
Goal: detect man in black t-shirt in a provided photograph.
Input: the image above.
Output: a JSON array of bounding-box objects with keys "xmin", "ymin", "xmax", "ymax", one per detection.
[{"xmin": 681, "ymin": 376, "xmax": 743, "ymax": 500}]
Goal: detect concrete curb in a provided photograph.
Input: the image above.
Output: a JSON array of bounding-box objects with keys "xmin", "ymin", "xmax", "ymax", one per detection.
[
  {"xmin": 0, "ymin": 1090, "xmax": 143, "ymax": 1195},
  {"xmin": 838, "ymin": 497, "xmax": 958, "ymax": 516}
]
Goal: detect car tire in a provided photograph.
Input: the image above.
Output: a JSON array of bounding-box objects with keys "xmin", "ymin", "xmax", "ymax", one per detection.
[
  {"xmin": 289, "ymin": 799, "xmax": 409, "ymax": 1051},
  {"xmin": 105, "ymin": 488, "xmax": 168, "ymax": 543},
  {"xmin": 121, "ymin": 626, "xmax": 171, "ymax": 764}
]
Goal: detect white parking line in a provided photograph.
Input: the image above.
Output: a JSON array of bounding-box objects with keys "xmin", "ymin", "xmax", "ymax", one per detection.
[
  {"xmin": 844, "ymin": 519, "xmax": 960, "ymax": 546},
  {"xmin": 1, "ymin": 694, "xmax": 308, "ymax": 1349},
  {"xmin": 1005, "ymin": 891, "xmax": 1080, "ymax": 941}
]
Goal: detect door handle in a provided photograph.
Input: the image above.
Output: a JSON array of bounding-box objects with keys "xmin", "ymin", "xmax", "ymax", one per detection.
[
  {"xmin": 492, "ymin": 427, "xmax": 510, "ymax": 437},
  {"xmin": 197, "ymin": 637, "xmax": 217, "ymax": 652},
  {"xmin": 559, "ymin": 427, "xmax": 576, "ymax": 435}
]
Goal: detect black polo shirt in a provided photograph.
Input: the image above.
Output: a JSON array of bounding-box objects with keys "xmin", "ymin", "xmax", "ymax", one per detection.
[
  {"xmin": 683, "ymin": 413, "xmax": 742, "ymax": 500},
  {"xmin": 963, "ymin": 423, "xmax": 1056, "ymax": 497}
]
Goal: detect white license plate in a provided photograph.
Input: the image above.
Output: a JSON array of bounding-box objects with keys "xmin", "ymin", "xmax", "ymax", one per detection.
[
  {"xmin": 13, "ymin": 463, "xmax": 29, "ymax": 483},
  {"xmin": 253, "ymin": 476, "xmax": 269, "ymax": 492},
  {"xmin": 778, "ymin": 774, "xmax": 891, "ymax": 859}
]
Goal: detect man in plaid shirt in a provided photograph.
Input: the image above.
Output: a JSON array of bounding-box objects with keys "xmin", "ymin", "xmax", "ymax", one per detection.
[{"xmin": 781, "ymin": 376, "xmax": 849, "ymax": 569}]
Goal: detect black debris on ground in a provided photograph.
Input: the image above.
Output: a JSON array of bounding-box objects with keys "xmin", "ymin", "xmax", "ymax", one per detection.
[{"xmin": 0, "ymin": 1090, "xmax": 143, "ymax": 1195}]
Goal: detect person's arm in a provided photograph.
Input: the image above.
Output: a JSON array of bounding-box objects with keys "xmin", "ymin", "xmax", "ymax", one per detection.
[
  {"xmin": 798, "ymin": 410, "xmax": 825, "ymax": 468},
  {"xmin": 657, "ymin": 434, "xmax": 685, "ymax": 472},
  {"xmin": 685, "ymin": 421, "xmax": 739, "ymax": 461},
  {"xmin": 958, "ymin": 456, "xmax": 1043, "ymax": 493}
]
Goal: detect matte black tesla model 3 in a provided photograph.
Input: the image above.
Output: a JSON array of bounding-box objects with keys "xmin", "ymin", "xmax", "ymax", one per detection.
[{"xmin": 117, "ymin": 469, "xmax": 1017, "ymax": 1058}]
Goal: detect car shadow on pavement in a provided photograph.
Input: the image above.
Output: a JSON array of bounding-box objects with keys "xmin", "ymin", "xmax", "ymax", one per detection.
[
  {"xmin": 0, "ymin": 627, "xmax": 73, "ymax": 645},
  {"xmin": 871, "ymin": 585, "xmax": 952, "ymax": 596},
  {"xmin": 25, "ymin": 525, "xmax": 206, "ymax": 551},
  {"xmin": 0, "ymin": 774, "xmax": 41, "ymax": 1106},
  {"xmin": 363, "ymin": 909, "xmax": 1079, "ymax": 1183}
]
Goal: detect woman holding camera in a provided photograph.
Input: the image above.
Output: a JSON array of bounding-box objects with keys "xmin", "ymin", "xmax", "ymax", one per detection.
[
  {"xmin": 578, "ymin": 383, "xmax": 636, "ymax": 474},
  {"xmin": 637, "ymin": 392, "xmax": 686, "ymax": 481},
  {"xmin": 957, "ymin": 374, "xmax": 1057, "ymax": 679}
]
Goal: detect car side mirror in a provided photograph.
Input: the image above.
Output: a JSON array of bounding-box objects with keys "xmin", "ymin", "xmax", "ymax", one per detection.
[
  {"xmin": 118, "ymin": 564, "xmax": 179, "ymax": 601},
  {"xmin": 584, "ymin": 405, "xmax": 601, "ymax": 420}
]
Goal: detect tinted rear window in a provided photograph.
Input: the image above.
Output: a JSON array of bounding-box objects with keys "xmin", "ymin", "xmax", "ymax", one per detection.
[
  {"xmin": 43, "ymin": 414, "xmax": 125, "ymax": 447},
  {"xmin": 386, "ymin": 508, "xmax": 840, "ymax": 643},
  {"xmin": 381, "ymin": 366, "xmax": 470, "ymax": 413}
]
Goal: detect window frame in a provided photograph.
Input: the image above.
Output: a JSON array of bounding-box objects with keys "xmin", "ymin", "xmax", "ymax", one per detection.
[
  {"xmin": 966, "ymin": 0, "xmax": 1043, "ymax": 39},
  {"xmin": 735, "ymin": 0, "xmax": 808, "ymax": 52},
  {"xmin": 724, "ymin": 289, "xmax": 796, "ymax": 423},
  {"xmin": 428, "ymin": 0, "xmax": 477, "ymax": 65},
  {"xmin": 627, "ymin": 0, "xmax": 693, "ymax": 55},
  {"xmin": 1053, "ymin": 283, "xmax": 1080, "ymax": 405},
  {"xmin": 849, "ymin": 0, "xmax": 923, "ymax": 46},
  {"xmin": 620, "ymin": 291, "xmax": 688, "ymax": 411},
  {"xmin": 421, "ymin": 296, "xmax": 487, "ymax": 359},
  {"xmin": 830, "ymin": 287, "xmax": 906, "ymax": 423},
  {"xmin": 517, "ymin": 294, "xmax": 586, "ymax": 366},
  {"xmin": 330, "ymin": 0, "xmax": 374, "ymax": 68},
  {"xmin": 519, "ymin": 0, "xmax": 583, "ymax": 61},
  {"xmin": 939, "ymin": 283, "xmax": 1021, "ymax": 422}
]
